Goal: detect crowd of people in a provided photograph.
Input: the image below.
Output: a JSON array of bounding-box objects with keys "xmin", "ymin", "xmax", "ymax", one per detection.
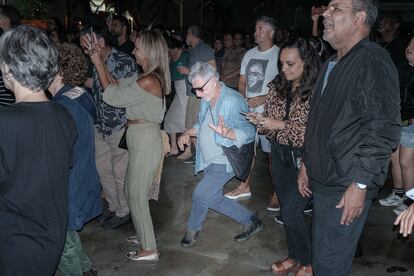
[{"xmin": 0, "ymin": 0, "xmax": 414, "ymax": 275}]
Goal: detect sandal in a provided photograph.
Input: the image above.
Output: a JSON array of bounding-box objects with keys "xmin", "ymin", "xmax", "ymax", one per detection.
[
  {"xmin": 126, "ymin": 235, "xmax": 141, "ymax": 245},
  {"xmin": 224, "ymin": 186, "xmax": 251, "ymax": 200},
  {"xmin": 270, "ymin": 257, "xmax": 300, "ymax": 276},
  {"xmin": 126, "ymin": 250, "xmax": 159, "ymax": 262},
  {"xmin": 294, "ymin": 265, "xmax": 313, "ymax": 276}
]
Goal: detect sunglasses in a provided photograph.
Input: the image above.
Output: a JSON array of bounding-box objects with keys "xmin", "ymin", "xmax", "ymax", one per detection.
[{"xmin": 192, "ymin": 77, "xmax": 212, "ymax": 94}]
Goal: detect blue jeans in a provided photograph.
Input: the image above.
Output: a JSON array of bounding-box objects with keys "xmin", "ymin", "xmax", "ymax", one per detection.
[
  {"xmin": 271, "ymin": 143, "xmax": 311, "ymax": 266},
  {"xmin": 187, "ymin": 164, "xmax": 253, "ymax": 230}
]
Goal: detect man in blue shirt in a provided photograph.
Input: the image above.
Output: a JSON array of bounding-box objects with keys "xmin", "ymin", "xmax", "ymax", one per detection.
[{"xmin": 178, "ymin": 62, "xmax": 263, "ymax": 247}]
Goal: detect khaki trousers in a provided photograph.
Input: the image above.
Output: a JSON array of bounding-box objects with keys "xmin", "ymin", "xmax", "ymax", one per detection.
[
  {"xmin": 125, "ymin": 123, "xmax": 162, "ymax": 250},
  {"xmin": 95, "ymin": 129, "xmax": 129, "ymax": 217}
]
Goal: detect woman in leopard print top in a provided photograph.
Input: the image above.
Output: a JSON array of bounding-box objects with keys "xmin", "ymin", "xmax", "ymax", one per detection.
[{"xmin": 247, "ymin": 37, "xmax": 320, "ymax": 275}]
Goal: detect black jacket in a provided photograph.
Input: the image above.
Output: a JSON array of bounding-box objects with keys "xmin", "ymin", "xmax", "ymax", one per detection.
[{"xmin": 304, "ymin": 38, "xmax": 401, "ymax": 199}]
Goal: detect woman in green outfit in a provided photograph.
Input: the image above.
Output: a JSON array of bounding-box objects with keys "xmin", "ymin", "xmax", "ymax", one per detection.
[{"xmin": 87, "ymin": 29, "xmax": 170, "ymax": 262}]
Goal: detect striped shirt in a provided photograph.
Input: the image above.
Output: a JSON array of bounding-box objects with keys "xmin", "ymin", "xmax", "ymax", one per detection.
[{"xmin": 0, "ymin": 75, "xmax": 15, "ymax": 107}]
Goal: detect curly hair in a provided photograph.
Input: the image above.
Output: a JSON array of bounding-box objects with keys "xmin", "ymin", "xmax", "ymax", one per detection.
[
  {"xmin": 272, "ymin": 37, "xmax": 321, "ymax": 102},
  {"xmin": 56, "ymin": 43, "xmax": 88, "ymax": 86}
]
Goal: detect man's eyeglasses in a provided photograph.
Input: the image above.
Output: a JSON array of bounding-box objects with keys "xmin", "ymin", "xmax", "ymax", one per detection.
[
  {"xmin": 324, "ymin": 4, "xmax": 360, "ymax": 14},
  {"xmin": 192, "ymin": 77, "xmax": 212, "ymax": 94}
]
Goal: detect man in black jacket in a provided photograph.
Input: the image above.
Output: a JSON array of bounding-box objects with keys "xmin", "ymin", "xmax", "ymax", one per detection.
[{"xmin": 299, "ymin": 0, "xmax": 401, "ymax": 275}]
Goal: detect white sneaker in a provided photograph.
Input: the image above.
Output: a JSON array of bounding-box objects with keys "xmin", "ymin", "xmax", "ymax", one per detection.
[
  {"xmin": 378, "ymin": 192, "xmax": 404, "ymax": 207},
  {"xmin": 393, "ymin": 204, "xmax": 408, "ymax": 216}
]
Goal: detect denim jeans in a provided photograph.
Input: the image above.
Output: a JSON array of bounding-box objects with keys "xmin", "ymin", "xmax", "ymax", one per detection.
[
  {"xmin": 271, "ymin": 143, "xmax": 311, "ymax": 266},
  {"xmin": 187, "ymin": 163, "xmax": 253, "ymax": 231},
  {"xmin": 312, "ymin": 192, "xmax": 372, "ymax": 276}
]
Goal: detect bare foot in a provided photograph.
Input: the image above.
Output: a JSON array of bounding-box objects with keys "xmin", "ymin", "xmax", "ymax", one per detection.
[{"xmin": 139, "ymin": 249, "xmax": 158, "ymax": 257}]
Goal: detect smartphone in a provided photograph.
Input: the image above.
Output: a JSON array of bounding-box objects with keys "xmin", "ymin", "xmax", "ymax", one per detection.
[
  {"xmin": 90, "ymin": 26, "xmax": 95, "ymax": 48},
  {"xmin": 406, "ymin": 188, "xmax": 414, "ymax": 200}
]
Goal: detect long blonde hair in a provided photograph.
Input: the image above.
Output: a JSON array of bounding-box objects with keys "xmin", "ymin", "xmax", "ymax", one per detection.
[{"xmin": 136, "ymin": 29, "xmax": 171, "ymax": 97}]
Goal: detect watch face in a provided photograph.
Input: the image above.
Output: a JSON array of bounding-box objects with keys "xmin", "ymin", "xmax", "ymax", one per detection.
[{"xmin": 356, "ymin": 183, "xmax": 367, "ymax": 189}]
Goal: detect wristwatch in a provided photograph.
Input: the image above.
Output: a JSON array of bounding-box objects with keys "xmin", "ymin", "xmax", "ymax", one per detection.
[{"xmin": 354, "ymin": 182, "xmax": 367, "ymax": 190}]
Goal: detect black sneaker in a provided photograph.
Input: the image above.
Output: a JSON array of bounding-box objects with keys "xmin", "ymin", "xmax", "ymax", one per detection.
[
  {"xmin": 96, "ymin": 209, "xmax": 115, "ymax": 223},
  {"xmin": 234, "ymin": 215, "xmax": 264, "ymax": 242},
  {"xmin": 101, "ymin": 214, "xmax": 131, "ymax": 229},
  {"xmin": 304, "ymin": 199, "xmax": 313, "ymax": 214},
  {"xmin": 180, "ymin": 230, "xmax": 201, "ymax": 247},
  {"xmin": 274, "ymin": 214, "xmax": 284, "ymax": 225}
]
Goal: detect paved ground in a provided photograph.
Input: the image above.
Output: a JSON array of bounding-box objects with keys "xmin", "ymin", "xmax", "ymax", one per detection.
[{"xmin": 80, "ymin": 152, "xmax": 414, "ymax": 276}]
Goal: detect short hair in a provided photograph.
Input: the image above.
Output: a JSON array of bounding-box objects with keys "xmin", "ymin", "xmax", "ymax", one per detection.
[
  {"xmin": 0, "ymin": 25, "xmax": 58, "ymax": 92},
  {"xmin": 256, "ymin": 16, "xmax": 277, "ymax": 32},
  {"xmin": 0, "ymin": 5, "xmax": 21, "ymax": 28},
  {"xmin": 353, "ymin": 0, "xmax": 378, "ymax": 28},
  {"xmin": 188, "ymin": 62, "xmax": 219, "ymax": 85},
  {"xmin": 80, "ymin": 25, "xmax": 112, "ymax": 47},
  {"xmin": 56, "ymin": 43, "xmax": 88, "ymax": 86},
  {"xmin": 136, "ymin": 30, "xmax": 171, "ymax": 96},
  {"xmin": 112, "ymin": 15, "xmax": 131, "ymax": 35},
  {"xmin": 188, "ymin": 25, "xmax": 203, "ymax": 39}
]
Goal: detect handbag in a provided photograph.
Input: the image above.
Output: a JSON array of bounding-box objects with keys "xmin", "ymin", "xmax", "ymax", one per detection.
[
  {"xmin": 118, "ymin": 127, "xmax": 128, "ymax": 150},
  {"xmin": 222, "ymin": 141, "xmax": 255, "ymax": 182}
]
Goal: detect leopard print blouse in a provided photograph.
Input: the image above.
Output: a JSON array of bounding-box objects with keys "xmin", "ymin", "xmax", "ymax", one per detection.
[{"xmin": 261, "ymin": 81, "xmax": 311, "ymax": 148}]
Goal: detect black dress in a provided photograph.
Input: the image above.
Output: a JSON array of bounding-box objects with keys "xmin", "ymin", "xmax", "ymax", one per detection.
[{"xmin": 0, "ymin": 101, "xmax": 77, "ymax": 276}]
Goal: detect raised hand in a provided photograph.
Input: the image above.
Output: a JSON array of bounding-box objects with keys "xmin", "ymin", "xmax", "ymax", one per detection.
[{"xmin": 209, "ymin": 116, "xmax": 236, "ymax": 140}]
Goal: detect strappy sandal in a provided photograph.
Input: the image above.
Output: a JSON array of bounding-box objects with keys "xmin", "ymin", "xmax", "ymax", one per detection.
[
  {"xmin": 126, "ymin": 235, "xmax": 141, "ymax": 245},
  {"xmin": 270, "ymin": 257, "xmax": 300, "ymax": 276},
  {"xmin": 125, "ymin": 250, "xmax": 159, "ymax": 263}
]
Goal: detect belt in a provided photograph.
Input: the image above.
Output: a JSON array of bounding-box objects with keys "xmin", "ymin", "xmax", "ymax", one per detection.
[{"xmin": 127, "ymin": 119, "xmax": 145, "ymax": 125}]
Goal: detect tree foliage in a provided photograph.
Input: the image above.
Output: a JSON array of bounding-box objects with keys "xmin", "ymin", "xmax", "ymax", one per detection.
[{"xmin": 13, "ymin": 0, "xmax": 58, "ymax": 19}]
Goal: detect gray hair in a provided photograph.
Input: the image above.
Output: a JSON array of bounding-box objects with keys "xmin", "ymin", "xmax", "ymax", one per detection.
[
  {"xmin": 188, "ymin": 62, "xmax": 219, "ymax": 85},
  {"xmin": 0, "ymin": 25, "xmax": 58, "ymax": 92},
  {"xmin": 256, "ymin": 16, "xmax": 277, "ymax": 32},
  {"xmin": 353, "ymin": 0, "xmax": 378, "ymax": 28},
  {"xmin": 187, "ymin": 25, "xmax": 203, "ymax": 39}
]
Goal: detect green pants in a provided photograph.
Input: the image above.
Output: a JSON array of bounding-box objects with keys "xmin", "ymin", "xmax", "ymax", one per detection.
[
  {"xmin": 125, "ymin": 124, "xmax": 162, "ymax": 250},
  {"xmin": 58, "ymin": 231, "xmax": 91, "ymax": 276}
]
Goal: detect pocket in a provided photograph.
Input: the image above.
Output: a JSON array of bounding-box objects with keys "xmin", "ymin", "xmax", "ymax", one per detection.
[{"xmin": 327, "ymin": 141, "xmax": 344, "ymax": 176}]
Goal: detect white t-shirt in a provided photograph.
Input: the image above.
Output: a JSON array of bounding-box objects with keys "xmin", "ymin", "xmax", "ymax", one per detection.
[{"xmin": 240, "ymin": 45, "xmax": 279, "ymax": 113}]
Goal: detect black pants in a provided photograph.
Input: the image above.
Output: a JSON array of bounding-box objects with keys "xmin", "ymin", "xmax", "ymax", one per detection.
[
  {"xmin": 271, "ymin": 143, "xmax": 311, "ymax": 265},
  {"xmin": 312, "ymin": 191, "xmax": 372, "ymax": 276}
]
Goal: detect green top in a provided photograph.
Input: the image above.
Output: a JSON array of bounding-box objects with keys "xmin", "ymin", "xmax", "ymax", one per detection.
[
  {"xmin": 103, "ymin": 75, "xmax": 165, "ymax": 124},
  {"xmin": 170, "ymin": 50, "xmax": 189, "ymax": 81}
]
